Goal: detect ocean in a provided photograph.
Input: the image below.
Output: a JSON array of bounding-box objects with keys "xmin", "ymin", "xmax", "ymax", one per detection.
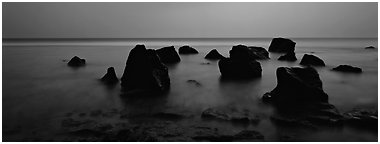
[{"xmin": 2, "ymin": 38, "xmax": 378, "ymax": 141}]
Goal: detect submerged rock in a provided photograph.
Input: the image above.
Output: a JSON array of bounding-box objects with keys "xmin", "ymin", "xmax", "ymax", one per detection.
[
  {"xmin": 332, "ymin": 65, "xmax": 362, "ymax": 73},
  {"xmin": 218, "ymin": 45, "xmax": 262, "ymax": 79},
  {"xmin": 205, "ymin": 49, "xmax": 225, "ymax": 60},
  {"xmin": 156, "ymin": 46, "xmax": 181, "ymax": 63},
  {"xmin": 299, "ymin": 54, "xmax": 325, "ymax": 66},
  {"xmin": 120, "ymin": 45, "xmax": 170, "ymax": 94},
  {"xmin": 187, "ymin": 80, "xmax": 202, "ymax": 87},
  {"xmin": 179, "ymin": 45, "xmax": 199, "ymax": 54},
  {"xmin": 278, "ymin": 52, "xmax": 297, "ymax": 61},
  {"xmin": 67, "ymin": 56, "xmax": 86, "ymax": 67},
  {"xmin": 365, "ymin": 46, "xmax": 376, "ymax": 49},
  {"xmin": 343, "ymin": 108, "xmax": 378, "ymax": 131},
  {"xmin": 100, "ymin": 67, "xmax": 119, "ymax": 84},
  {"xmin": 268, "ymin": 37, "xmax": 296, "ymax": 53},
  {"xmin": 248, "ymin": 46, "xmax": 270, "ymax": 59},
  {"xmin": 262, "ymin": 67, "xmax": 342, "ymax": 127},
  {"xmin": 201, "ymin": 108, "xmax": 260, "ymax": 124}
]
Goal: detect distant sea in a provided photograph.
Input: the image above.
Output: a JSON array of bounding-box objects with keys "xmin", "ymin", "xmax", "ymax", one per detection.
[{"xmin": 3, "ymin": 38, "xmax": 378, "ymax": 141}]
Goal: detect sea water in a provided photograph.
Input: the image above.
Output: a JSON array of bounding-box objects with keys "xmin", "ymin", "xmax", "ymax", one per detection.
[{"xmin": 2, "ymin": 38, "xmax": 378, "ymax": 141}]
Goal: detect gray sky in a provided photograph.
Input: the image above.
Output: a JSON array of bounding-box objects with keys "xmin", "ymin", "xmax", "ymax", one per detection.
[{"xmin": 2, "ymin": 2, "xmax": 378, "ymax": 38}]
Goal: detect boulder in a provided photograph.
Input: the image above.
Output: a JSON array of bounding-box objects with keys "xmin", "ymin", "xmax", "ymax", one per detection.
[
  {"xmin": 120, "ymin": 45, "xmax": 170, "ymax": 93},
  {"xmin": 332, "ymin": 65, "xmax": 362, "ymax": 73},
  {"xmin": 268, "ymin": 37, "xmax": 296, "ymax": 53},
  {"xmin": 365, "ymin": 46, "xmax": 376, "ymax": 49},
  {"xmin": 205, "ymin": 49, "xmax": 225, "ymax": 60},
  {"xmin": 262, "ymin": 67, "xmax": 341, "ymax": 121},
  {"xmin": 179, "ymin": 45, "xmax": 199, "ymax": 54},
  {"xmin": 248, "ymin": 46, "xmax": 270, "ymax": 59},
  {"xmin": 100, "ymin": 67, "xmax": 119, "ymax": 84},
  {"xmin": 300, "ymin": 54, "xmax": 325, "ymax": 66},
  {"xmin": 67, "ymin": 56, "xmax": 86, "ymax": 67},
  {"xmin": 156, "ymin": 46, "xmax": 181, "ymax": 63},
  {"xmin": 278, "ymin": 52, "xmax": 297, "ymax": 61},
  {"xmin": 218, "ymin": 45, "xmax": 262, "ymax": 79}
]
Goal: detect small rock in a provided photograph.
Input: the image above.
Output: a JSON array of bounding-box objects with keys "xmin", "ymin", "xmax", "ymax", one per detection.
[
  {"xmin": 248, "ymin": 46, "xmax": 270, "ymax": 59},
  {"xmin": 156, "ymin": 46, "xmax": 181, "ymax": 63},
  {"xmin": 179, "ymin": 45, "xmax": 199, "ymax": 54},
  {"xmin": 187, "ymin": 80, "xmax": 202, "ymax": 87},
  {"xmin": 332, "ymin": 65, "xmax": 362, "ymax": 73},
  {"xmin": 299, "ymin": 54, "xmax": 325, "ymax": 66},
  {"xmin": 278, "ymin": 52, "xmax": 297, "ymax": 61},
  {"xmin": 100, "ymin": 67, "xmax": 119, "ymax": 84},
  {"xmin": 268, "ymin": 37, "xmax": 296, "ymax": 53},
  {"xmin": 365, "ymin": 46, "xmax": 376, "ymax": 49},
  {"xmin": 205, "ymin": 49, "xmax": 225, "ymax": 60},
  {"xmin": 67, "ymin": 56, "xmax": 86, "ymax": 67}
]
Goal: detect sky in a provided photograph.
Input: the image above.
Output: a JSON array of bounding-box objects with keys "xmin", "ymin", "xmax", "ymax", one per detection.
[{"xmin": 2, "ymin": 2, "xmax": 378, "ymax": 38}]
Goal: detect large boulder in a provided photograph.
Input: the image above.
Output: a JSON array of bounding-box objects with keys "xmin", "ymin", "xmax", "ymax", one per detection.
[
  {"xmin": 278, "ymin": 52, "xmax": 297, "ymax": 61},
  {"xmin": 100, "ymin": 67, "xmax": 119, "ymax": 84},
  {"xmin": 205, "ymin": 49, "xmax": 225, "ymax": 60},
  {"xmin": 332, "ymin": 65, "xmax": 362, "ymax": 73},
  {"xmin": 218, "ymin": 45, "xmax": 262, "ymax": 79},
  {"xmin": 248, "ymin": 46, "xmax": 270, "ymax": 59},
  {"xmin": 268, "ymin": 37, "xmax": 296, "ymax": 53},
  {"xmin": 300, "ymin": 54, "xmax": 325, "ymax": 66},
  {"xmin": 67, "ymin": 56, "xmax": 86, "ymax": 67},
  {"xmin": 120, "ymin": 45, "xmax": 170, "ymax": 93},
  {"xmin": 262, "ymin": 67, "xmax": 342, "ymax": 128},
  {"xmin": 156, "ymin": 46, "xmax": 181, "ymax": 63},
  {"xmin": 179, "ymin": 45, "xmax": 198, "ymax": 54}
]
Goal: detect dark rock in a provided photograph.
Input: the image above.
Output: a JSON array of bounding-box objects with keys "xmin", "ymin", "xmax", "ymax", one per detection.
[
  {"xmin": 218, "ymin": 45, "xmax": 262, "ymax": 79},
  {"xmin": 67, "ymin": 56, "xmax": 86, "ymax": 67},
  {"xmin": 120, "ymin": 45, "xmax": 170, "ymax": 93},
  {"xmin": 343, "ymin": 109, "xmax": 377, "ymax": 131},
  {"xmin": 262, "ymin": 67, "xmax": 342, "ymax": 126},
  {"xmin": 156, "ymin": 46, "xmax": 181, "ymax": 63},
  {"xmin": 178, "ymin": 45, "xmax": 198, "ymax": 54},
  {"xmin": 201, "ymin": 108, "xmax": 229, "ymax": 121},
  {"xmin": 278, "ymin": 52, "xmax": 297, "ymax": 61},
  {"xmin": 233, "ymin": 130, "xmax": 264, "ymax": 140},
  {"xmin": 200, "ymin": 62, "xmax": 211, "ymax": 65},
  {"xmin": 248, "ymin": 46, "xmax": 270, "ymax": 59},
  {"xmin": 268, "ymin": 37, "xmax": 296, "ymax": 53},
  {"xmin": 192, "ymin": 129, "xmax": 264, "ymax": 142},
  {"xmin": 152, "ymin": 112, "xmax": 185, "ymax": 120},
  {"xmin": 300, "ymin": 54, "xmax": 325, "ymax": 66},
  {"xmin": 100, "ymin": 67, "xmax": 119, "ymax": 84},
  {"xmin": 205, "ymin": 49, "xmax": 225, "ymax": 60},
  {"xmin": 365, "ymin": 46, "xmax": 376, "ymax": 49},
  {"xmin": 332, "ymin": 65, "xmax": 362, "ymax": 73},
  {"xmin": 187, "ymin": 80, "xmax": 202, "ymax": 87}
]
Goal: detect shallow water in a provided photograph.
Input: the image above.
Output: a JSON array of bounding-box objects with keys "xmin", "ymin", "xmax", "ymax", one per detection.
[{"xmin": 2, "ymin": 38, "xmax": 378, "ymax": 141}]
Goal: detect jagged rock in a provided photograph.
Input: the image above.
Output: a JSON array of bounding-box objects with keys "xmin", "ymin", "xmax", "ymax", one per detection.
[
  {"xmin": 67, "ymin": 56, "xmax": 86, "ymax": 67},
  {"xmin": 156, "ymin": 46, "xmax": 181, "ymax": 63},
  {"xmin": 120, "ymin": 45, "xmax": 170, "ymax": 93},
  {"xmin": 268, "ymin": 37, "xmax": 296, "ymax": 53},
  {"xmin": 300, "ymin": 54, "xmax": 325, "ymax": 66},
  {"xmin": 100, "ymin": 67, "xmax": 119, "ymax": 84},
  {"xmin": 332, "ymin": 65, "xmax": 362, "ymax": 73},
  {"xmin": 248, "ymin": 46, "xmax": 270, "ymax": 59},
  {"xmin": 343, "ymin": 109, "xmax": 377, "ymax": 131},
  {"xmin": 365, "ymin": 46, "xmax": 376, "ymax": 49},
  {"xmin": 179, "ymin": 45, "xmax": 198, "ymax": 54},
  {"xmin": 278, "ymin": 52, "xmax": 297, "ymax": 61},
  {"xmin": 218, "ymin": 45, "xmax": 262, "ymax": 79},
  {"xmin": 262, "ymin": 67, "xmax": 342, "ymax": 127},
  {"xmin": 205, "ymin": 49, "xmax": 225, "ymax": 60}
]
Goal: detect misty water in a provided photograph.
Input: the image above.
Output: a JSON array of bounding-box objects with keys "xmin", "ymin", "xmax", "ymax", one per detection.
[{"xmin": 3, "ymin": 38, "xmax": 378, "ymax": 141}]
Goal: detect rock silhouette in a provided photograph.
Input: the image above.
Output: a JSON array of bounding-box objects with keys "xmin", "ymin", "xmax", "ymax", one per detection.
[
  {"xmin": 218, "ymin": 45, "xmax": 262, "ymax": 79},
  {"xmin": 205, "ymin": 49, "xmax": 225, "ymax": 60},
  {"xmin": 262, "ymin": 67, "xmax": 342, "ymax": 126},
  {"xmin": 300, "ymin": 54, "xmax": 325, "ymax": 66},
  {"xmin": 120, "ymin": 45, "xmax": 170, "ymax": 93},
  {"xmin": 179, "ymin": 45, "xmax": 199, "ymax": 54},
  {"xmin": 67, "ymin": 56, "xmax": 86, "ymax": 67},
  {"xmin": 332, "ymin": 65, "xmax": 362, "ymax": 73},
  {"xmin": 278, "ymin": 52, "xmax": 297, "ymax": 61},
  {"xmin": 156, "ymin": 46, "xmax": 181, "ymax": 63},
  {"xmin": 100, "ymin": 67, "xmax": 119, "ymax": 84},
  {"xmin": 268, "ymin": 37, "xmax": 296, "ymax": 53},
  {"xmin": 248, "ymin": 46, "xmax": 270, "ymax": 59}
]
